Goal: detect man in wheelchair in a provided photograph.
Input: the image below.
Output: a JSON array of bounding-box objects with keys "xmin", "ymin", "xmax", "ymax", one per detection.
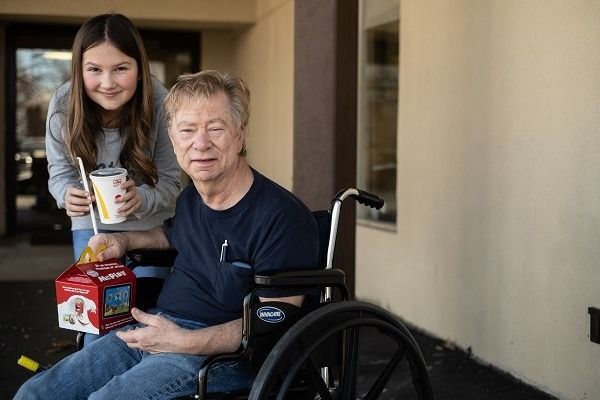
[{"xmin": 15, "ymin": 70, "xmax": 319, "ymax": 399}]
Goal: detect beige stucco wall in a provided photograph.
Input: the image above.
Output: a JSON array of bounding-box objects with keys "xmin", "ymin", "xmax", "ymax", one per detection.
[
  {"xmin": 356, "ymin": 2, "xmax": 600, "ymax": 399},
  {"xmin": 0, "ymin": 0, "xmax": 255, "ymax": 29},
  {"xmin": 202, "ymin": 0, "xmax": 295, "ymax": 189}
]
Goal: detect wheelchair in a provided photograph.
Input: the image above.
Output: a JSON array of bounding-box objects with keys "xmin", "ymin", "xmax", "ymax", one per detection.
[{"xmin": 116, "ymin": 188, "xmax": 434, "ymax": 399}]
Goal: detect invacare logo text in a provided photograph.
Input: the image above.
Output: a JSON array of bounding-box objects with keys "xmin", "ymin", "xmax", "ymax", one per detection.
[{"xmin": 256, "ymin": 306, "xmax": 285, "ymax": 323}]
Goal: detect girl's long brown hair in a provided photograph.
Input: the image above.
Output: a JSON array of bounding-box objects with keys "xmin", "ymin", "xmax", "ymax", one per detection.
[{"xmin": 67, "ymin": 13, "xmax": 157, "ymax": 185}]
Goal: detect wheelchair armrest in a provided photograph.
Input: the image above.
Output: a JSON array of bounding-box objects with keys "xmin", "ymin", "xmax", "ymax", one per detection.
[
  {"xmin": 197, "ymin": 350, "xmax": 246, "ymax": 399},
  {"xmin": 254, "ymin": 268, "xmax": 345, "ymax": 287},
  {"xmin": 126, "ymin": 248, "xmax": 178, "ymax": 267}
]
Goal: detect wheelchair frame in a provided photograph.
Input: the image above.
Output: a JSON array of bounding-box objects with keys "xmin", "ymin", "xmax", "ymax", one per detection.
[{"xmin": 190, "ymin": 188, "xmax": 434, "ymax": 400}]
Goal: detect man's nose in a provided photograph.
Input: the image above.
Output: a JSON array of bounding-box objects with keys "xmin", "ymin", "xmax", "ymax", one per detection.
[{"xmin": 192, "ymin": 130, "xmax": 211, "ymax": 149}]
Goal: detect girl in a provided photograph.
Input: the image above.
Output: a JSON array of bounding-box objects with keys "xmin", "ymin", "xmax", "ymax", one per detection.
[{"xmin": 45, "ymin": 13, "xmax": 181, "ymax": 341}]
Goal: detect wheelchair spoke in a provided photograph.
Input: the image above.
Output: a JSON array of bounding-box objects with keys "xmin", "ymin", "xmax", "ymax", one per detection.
[
  {"xmin": 266, "ymin": 342, "xmax": 331, "ymax": 400},
  {"xmin": 304, "ymin": 356, "xmax": 333, "ymax": 400},
  {"xmin": 363, "ymin": 345, "xmax": 406, "ymax": 400},
  {"xmin": 340, "ymin": 327, "xmax": 360, "ymax": 399}
]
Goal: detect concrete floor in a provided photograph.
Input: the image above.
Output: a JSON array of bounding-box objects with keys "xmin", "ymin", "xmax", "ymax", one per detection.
[
  {"xmin": 0, "ymin": 237, "xmax": 76, "ymax": 399},
  {"xmin": 0, "ymin": 238, "xmax": 72, "ymax": 281}
]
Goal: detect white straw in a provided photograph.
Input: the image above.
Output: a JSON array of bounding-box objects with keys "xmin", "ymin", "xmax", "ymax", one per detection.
[{"xmin": 76, "ymin": 157, "xmax": 98, "ymax": 235}]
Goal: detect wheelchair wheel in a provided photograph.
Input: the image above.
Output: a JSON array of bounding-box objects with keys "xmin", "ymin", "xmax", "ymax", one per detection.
[{"xmin": 249, "ymin": 301, "xmax": 433, "ymax": 400}]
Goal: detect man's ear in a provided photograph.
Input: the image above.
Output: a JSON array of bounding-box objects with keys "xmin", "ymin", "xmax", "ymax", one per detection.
[{"xmin": 238, "ymin": 127, "xmax": 247, "ymax": 155}]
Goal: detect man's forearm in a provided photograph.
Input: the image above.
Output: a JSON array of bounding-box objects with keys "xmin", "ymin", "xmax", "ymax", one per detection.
[
  {"xmin": 181, "ymin": 296, "xmax": 303, "ymax": 355},
  {"xmin": 123, "ymin": 226, "xmax": 170, "ymax": 251},
  {"xmin": 184, "ymin": 319, "xmax": 243, "ymax": 355}
]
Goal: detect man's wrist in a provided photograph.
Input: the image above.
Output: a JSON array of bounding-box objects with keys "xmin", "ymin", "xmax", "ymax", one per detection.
[{"xmin": 115, "ymin": 232, "xmax": 131, "ymax": 253}]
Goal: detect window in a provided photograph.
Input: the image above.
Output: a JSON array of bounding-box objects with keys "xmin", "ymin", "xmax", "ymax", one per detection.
[{"xmin": 357, "ymin": 0, "xmax": 399, "ymax": 224}]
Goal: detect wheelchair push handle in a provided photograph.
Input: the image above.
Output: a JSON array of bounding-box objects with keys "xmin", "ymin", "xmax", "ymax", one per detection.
[
  {"xmin": 353, "ymin": 189, "xmax": 384, "ymax": 209},
  {"xmin": 326, "ymin": 188, "xmax": 385, "ymax": 275},
  {"xmin": 332, "ymin": 188, "xmax": 384, "ymax": 210}
]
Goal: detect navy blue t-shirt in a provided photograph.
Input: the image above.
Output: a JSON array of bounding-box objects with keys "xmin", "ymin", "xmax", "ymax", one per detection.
[{"xmin": 156, "ymin": 170, "xmax": 319, "ymax": 326}]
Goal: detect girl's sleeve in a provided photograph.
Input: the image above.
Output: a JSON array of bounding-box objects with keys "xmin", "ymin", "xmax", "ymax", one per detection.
[{"xmin": 46, "ymin": 88, "xmax": 80, "ymax": 210}]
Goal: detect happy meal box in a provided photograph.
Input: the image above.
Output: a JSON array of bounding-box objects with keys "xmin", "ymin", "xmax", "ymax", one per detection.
[{"xmin": 55, "ymin": 246, "xmax": 136, "ymax": 334}]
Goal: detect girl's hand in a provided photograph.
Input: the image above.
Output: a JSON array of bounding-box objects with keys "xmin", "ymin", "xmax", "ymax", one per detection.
[
  {"xmin": 116, "ymin": 179, "xmax": 142, "ymax": 216},
  {"xmin": 64, "ymin": 186, "xmax": 94, "ymax": 217}
]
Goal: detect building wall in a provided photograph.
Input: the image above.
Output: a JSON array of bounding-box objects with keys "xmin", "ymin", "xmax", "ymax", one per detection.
[
  {"xmin": 202, "ymin": 0, "xmax": 295, "ymax": 189},
  {"xmin": 356, "ymin": 2, "xmax": 600, "ymax": 399},
  {"xmin": 0, "ymin": 0, "xmax": 255, "ymax": 28}
]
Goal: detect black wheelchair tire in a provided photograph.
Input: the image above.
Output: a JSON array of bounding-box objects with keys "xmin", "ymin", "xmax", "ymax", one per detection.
[{"xmin": 248, "ymin": 300, "xmax": 434, "ymax": 400}]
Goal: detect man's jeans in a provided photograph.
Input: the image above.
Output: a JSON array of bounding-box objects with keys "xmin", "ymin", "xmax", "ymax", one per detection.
[{"xmin": 14, "ymin": 314, "xmax": 254, "ymax": 399}]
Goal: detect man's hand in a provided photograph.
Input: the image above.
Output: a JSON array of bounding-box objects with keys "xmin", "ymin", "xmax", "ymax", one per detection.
[
  {"xmin": 116, "ymin": 308, "xmax": 187, "ymax": 354},
  {"xmin": 88, "ymin": 232, "xmax": 128, "ymax": 261}
]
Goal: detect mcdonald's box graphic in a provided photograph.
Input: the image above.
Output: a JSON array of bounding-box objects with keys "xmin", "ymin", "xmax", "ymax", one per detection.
[
  {"xmin": 89, "ymin": 167, "xmax": 127, "ymax": 224},
  {"xmin": 56, "ymin": 246, "xmax": 136, "ymax": 334}
]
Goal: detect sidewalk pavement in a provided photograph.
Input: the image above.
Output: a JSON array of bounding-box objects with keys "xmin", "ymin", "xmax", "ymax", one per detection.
[{"xmin": 0, "ymin": 238, "xmax": 72, "ymax": 281}]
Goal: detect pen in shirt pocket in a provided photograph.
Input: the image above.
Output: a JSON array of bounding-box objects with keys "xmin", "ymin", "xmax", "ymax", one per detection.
[{"xmin": 220, "ymin": 240, "xmax": 228, "ymax": 262}]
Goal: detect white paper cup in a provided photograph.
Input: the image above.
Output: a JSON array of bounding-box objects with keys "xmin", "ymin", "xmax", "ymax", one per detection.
[{"xmin": 89, "ymin": 168, "xmax": 127, "ymax": 224}]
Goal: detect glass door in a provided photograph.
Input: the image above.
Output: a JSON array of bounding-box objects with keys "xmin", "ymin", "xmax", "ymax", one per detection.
[
  {"xmin": 6, "ymin": 24, "xmax": 76, "ymax": 242},
  {"xmin": 15, "ymin": 48, "xmax": 72, "ymax": 237}
]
